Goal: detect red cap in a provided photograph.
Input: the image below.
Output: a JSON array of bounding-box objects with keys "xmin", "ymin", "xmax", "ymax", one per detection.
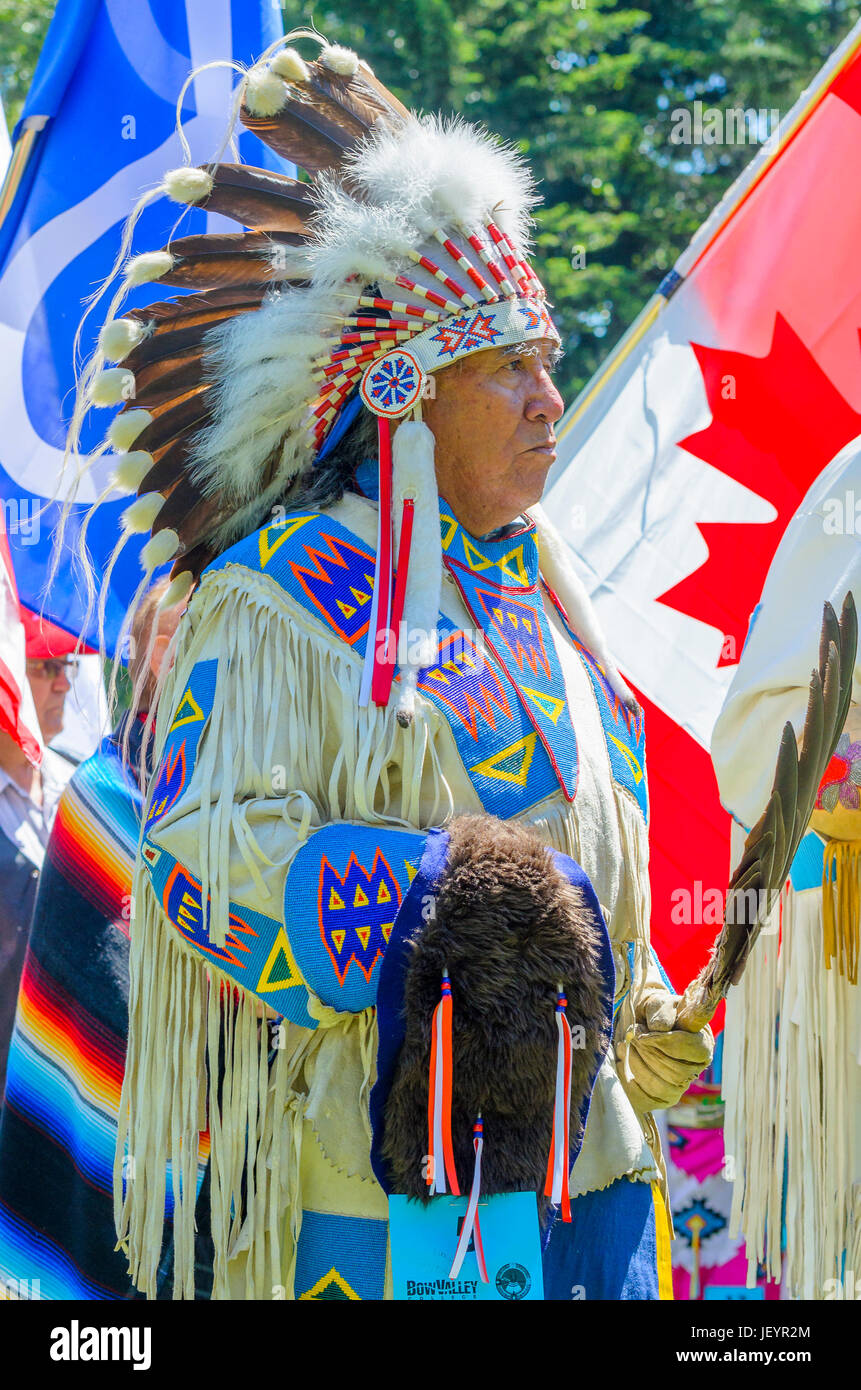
[{"xmin": 20, "ymin": 607, "xmax": 81, "ymax": 660}]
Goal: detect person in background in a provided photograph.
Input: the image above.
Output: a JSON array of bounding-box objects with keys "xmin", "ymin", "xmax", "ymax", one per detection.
[
  {"xmin": 711, "ymin": 433, "xmax": 861, "ymax": 1299},
  {"xmin": 0, "ymin": 627, "xmax": 75, "ymax": 1106},
  {"xmin": 0, "ymin": 582, "xmax": 209, "ymax": 1300}
]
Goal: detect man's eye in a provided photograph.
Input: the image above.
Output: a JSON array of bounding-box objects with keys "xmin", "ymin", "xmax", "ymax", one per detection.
[{"xmin": 504, "ymin": 357, "xmax": 524, "ymax": 372}]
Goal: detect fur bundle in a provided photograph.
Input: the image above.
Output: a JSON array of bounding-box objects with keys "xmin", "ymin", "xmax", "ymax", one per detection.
[{"xmin": 381, "ymin": 814, "xmax": 610, "ymax": 1202}]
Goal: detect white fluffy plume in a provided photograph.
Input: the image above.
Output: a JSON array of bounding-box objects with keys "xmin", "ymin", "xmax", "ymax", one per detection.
[{"xmin": 334, "ymin": 114, "xmax": 535, "ymax": 251}]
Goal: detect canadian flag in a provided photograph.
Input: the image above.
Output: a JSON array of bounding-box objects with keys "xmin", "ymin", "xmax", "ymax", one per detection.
[
  {"xmin": 546, "ymin": 21, "xmax": 861, "ymax": 1007},
  {"xmin": 0, "ymin": 516, "xmax": 41, "ymax": 766}
]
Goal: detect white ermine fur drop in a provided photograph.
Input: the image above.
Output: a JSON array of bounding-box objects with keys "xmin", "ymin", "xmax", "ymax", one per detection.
[
  {"xmin": 528, "ymin": 503, "xmax": 636, "ymax": 709},
  {"xmin": 244, "ymin": 65, "xmax": 287, "ymax": 117},
  {"xmin": 111, "ymin": 450, "xmax": 154, "ymax": 494},
  {"xmin": 163, "ymin": 167, "xmax": 214, "ymax": 205},
  {"xmin": 160, "ymin": 570, "xmax": 195, "ymax": 608},
  {"xmin": 122, "ymin": 491, "xmax": 164, "ymax": 533},
  {"xmin": 320, "ymin": 44, "xmax": 359, "ymax": 76},
  {"xmin": 108, "ymin": 409, "xmax": 152, "ymax": 451},
  {"xmin": 99, "ymin": 318, "xmax": 148, "ymax": 362},
  {"xmin": 90, "ymin": 368, "xmax": 136, "ymax": 407},
  {"xmin": 392, "ymin": 419, "xmax": 441, "ymax": 724},
  {"xmin": 270, "ymin": 47, "xmax": 310, "ymax": 82},
  {"xmin": 124, "ymin": 251, "xmax": 174, "ymax": 286},
  {"xmin": 140, "ymin": 528, "xmax": 180, "ymax": 572}
]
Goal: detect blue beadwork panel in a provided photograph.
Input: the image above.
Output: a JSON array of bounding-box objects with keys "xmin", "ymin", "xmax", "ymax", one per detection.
[
  {"xmin": 568, "ymin": 628, "xmax": 648, "ymax": 824},
  {"xmin": 202, "ymin": 508, "xmax": 648, "ymax": 825},
  {"xmin": 416, "ymin": 615, "xmax": 562, "ymax": 818},
  {"xmin": 284, "ymin": 823, "xmax": 426, "ymax": 1013},
  {"xmin": 145, "ymin": 658, "xmax": 218, "ymax": 835},
  {"xmin": 140, "ymin": 843, "xmax": 318, "ymax": 1030},
  {"xmin": 294, "ymin": 1211, "xmax": 388, "ymax": 1300},
  {"xmin": 206, "ymin": 513, "xmax": 377, "ymax": 649},
  {"xmin": 445, "ymin": 546, "xmax": 579, "ymax": 803},
  {"xmin": 205, "ymin": 512, "xmax": 568, "ymax": 819}
]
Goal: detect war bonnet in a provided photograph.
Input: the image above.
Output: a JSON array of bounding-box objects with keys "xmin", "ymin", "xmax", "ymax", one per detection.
[{"xmin": 67, "ymin": 28, "xmax": 634, "ymax": 721}]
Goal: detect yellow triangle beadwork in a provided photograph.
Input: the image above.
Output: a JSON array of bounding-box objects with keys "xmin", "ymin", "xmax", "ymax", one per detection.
[
  {"xmin": 440, "ymin": 514, "xmax": 458, "ymax": 549},
  {"xmin": 496, "ymin": 545, "xmax": 528, "ymax": 585},
  {"xmin": 521, "ymin": 686, "xmax": 565, "ymax": 724},
  {"xmin": 470, "ymin": 732, "xmax": 538, "ymax": 786},
  {"xmin": 328, "ymin": 887, "xmax": 345, "ymax": 910},
  {"xmin": 256, "ymin": 927, "xmax": 304, "ymax": 993},
  {"xmin": 353, "ymin": 885, "xmax": 369, "ymax": 908},
  {"xmin": 377, "ymin": 881, "xmax": 392, "ymax": 904},
  {"xmin": 608, "ymin": 732, "xmax": 644, "ymax": 784},
  {"xmin": 169, "ymin": 688, "xmax": 204, "ymax": 731},
  {"xmin": 258, "ymin": 514, "xmax": 313, "ymax": 569},
  {"xmin": 299, "ymin": 1267, "xmax": 361, "ymax": 1300},
  {"xmin": 178, "ymin": 891, "xmax": 197, "ymax": 925},
  {"xmin": 462, "ymin": 535, "xmax": 528, "ymax": 584},
  {"xmin": 463, "ymin": 535, "xmax": 493, "ymax": 572}
]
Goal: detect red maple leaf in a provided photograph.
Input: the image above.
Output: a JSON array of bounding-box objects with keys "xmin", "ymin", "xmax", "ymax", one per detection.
[{"xmin": 658, "ymin": 314, "xmax": 861, "ymax": 666}]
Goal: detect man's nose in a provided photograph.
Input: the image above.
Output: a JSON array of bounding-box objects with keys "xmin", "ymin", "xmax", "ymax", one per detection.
[
  {"xmin": 525, "ymin": 364, "xmax": 564, "ymax": 423},
  {"xmin": 54, "ymin": 670, "xmax": 72, "ymax": 693}
]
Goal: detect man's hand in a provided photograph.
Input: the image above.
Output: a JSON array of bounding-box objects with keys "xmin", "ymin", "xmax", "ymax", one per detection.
[{"xmin": 615, "ymin": 1006, "xmax": 714, "ymax": 1112}]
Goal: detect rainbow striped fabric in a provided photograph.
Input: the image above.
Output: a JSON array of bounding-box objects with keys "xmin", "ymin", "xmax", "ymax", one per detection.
[{"xmin": 0, "ymin": 721, "xmax": 209, "ymax": 1300}]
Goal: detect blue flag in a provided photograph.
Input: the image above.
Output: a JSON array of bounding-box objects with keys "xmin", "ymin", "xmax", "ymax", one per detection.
[{"xmin": 0, "ymin": 0, "xmax": 285, "ymax": 655}]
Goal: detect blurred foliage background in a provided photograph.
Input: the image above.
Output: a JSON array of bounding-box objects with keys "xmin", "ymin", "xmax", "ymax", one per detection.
[{"xmin": 2, "ymin": 0, "xmax": 860, "ymax": 402}]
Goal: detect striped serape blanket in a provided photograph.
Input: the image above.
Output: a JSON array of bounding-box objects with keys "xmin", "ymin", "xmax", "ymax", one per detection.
[{"xmin": 0, "ymin": 719, "xmax": 210, "ymax": 1299}]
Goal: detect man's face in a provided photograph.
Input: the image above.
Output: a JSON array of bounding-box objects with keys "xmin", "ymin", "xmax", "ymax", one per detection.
[
  {"xmin": 422, "ymin": 339, "xmax": 564, "ymax": 536},
  {"xmin": 26, "ymin": 657, "xmax": 73, "ymax": 743}
]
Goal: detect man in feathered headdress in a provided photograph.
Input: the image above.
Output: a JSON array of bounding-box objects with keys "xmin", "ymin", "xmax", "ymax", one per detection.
[{"xmin": 75, "ymin": 34, "xmax": 720, "ymax": 1300}]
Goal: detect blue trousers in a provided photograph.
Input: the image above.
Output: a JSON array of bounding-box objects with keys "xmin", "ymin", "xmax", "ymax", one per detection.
[{"xmin": 541, "ymin": 1177, "xmax": 673, "ymax": 1300}]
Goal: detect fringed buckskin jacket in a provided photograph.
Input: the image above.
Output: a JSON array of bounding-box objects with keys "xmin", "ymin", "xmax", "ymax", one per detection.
[{"xmin": 119, "ymin": 492, "xmax": 679, "ymax": 1300}]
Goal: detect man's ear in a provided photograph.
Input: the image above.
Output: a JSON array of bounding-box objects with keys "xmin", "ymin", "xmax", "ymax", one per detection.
[{"xmin": 149, "ymin": 631, "xmax": 172, "ymax": 683}]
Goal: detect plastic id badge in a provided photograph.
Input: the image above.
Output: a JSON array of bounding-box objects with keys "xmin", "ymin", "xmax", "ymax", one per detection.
[{"xmin": 389, "ymin": 1191, "xmax": 543, "ymax": 1301}]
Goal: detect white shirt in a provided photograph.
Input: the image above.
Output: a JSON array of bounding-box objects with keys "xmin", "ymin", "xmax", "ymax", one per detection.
[{"xmin": 0, "ymin": 747, "xmax": 75, "ymax": 870}]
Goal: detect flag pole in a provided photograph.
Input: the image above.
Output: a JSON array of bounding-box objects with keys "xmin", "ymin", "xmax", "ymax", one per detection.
[
  {"xmin": 556, "ymin": 17, "xmax": 861, "ymax": 449},
  {"xmin": 557, "ymin": 284, "xmax": 675, "ymax": 441},
  {"xmin": 0, "ymin": 116, "xmax": 47, "ymax": 250},
  {"xmin": 0, "ymin": 130, "xmax": 37, "ymax": 227}
]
